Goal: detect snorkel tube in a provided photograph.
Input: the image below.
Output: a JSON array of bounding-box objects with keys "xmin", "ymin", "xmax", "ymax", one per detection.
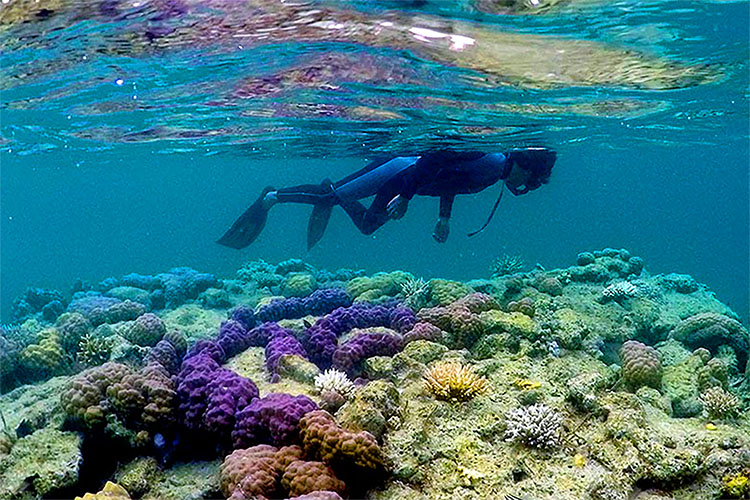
[{"xmin": 467, "ymin": 180, "xmax": 506, "ymax": 237}]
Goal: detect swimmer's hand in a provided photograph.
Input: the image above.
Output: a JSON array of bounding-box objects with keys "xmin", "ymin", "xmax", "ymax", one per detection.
[
  {"xmin": 386, "ymin": 195, "xmax": 409, "ymax": 220},
  {"xmin": 432, "ymin": 217, "xmax": 450, "ymax": 243}
]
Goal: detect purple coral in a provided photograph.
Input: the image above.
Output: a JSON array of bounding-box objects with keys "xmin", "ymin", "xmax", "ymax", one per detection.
[
  {"xmin": 332, "ymin": 331, "xmax": 403, "ymax": 375},
  {"xmin": 217, "ymin": 319, "xmax": 252, "ymax": 358},
  {"xmin": 203, "ymin": 368, "xmax": 259, "ymax": 443},
  {"xmin": 389, "ymin": 306, "xmax": 417, "ymax": 333},
  {"xmin": 404, "ymin": 322, "xmax": 443, "ymax": 344},
  {"xmin": 176, "ymin": 353, "xmax": 221, "ymax": 430},
  {"xmin": 265, "ymin": 332, "xmax": 308, "ymax": 377},
  {"xmin": 246, "ymin": 322, "xmax": 291, "ymax": 347},
  {"xmin": 230, "ymin": 305, "xmax": 257, "ymax": 330},
  {"xmin": 300, "ymin": 303, "xmax": 405, "ymax": 368},
  {"xmin": 145, "ymin": 339, "xmax": 181, "ymax": 374},
  {"xmin": 232, "ymin": 393, "xmax": 318, "ymax": 449},
  {"xmin": 256, "ymin": 288, "xmax": 352, "ymax": 323},
  {"xmin": 185, "ymin": 339, "xmax": 226, "ymax": 364}
]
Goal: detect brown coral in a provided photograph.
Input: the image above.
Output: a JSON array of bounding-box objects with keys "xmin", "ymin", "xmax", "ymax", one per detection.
[
  {"xmin": 298, "ymin": 410, "xmax": 387, "ymax": 486},
  {"xmin": 620, "ymin": 340, "xmax": 662, "ymax": 389},
  {"xmin": 281, "ymin": 460, "xmax": 346, "ymax": 497}
]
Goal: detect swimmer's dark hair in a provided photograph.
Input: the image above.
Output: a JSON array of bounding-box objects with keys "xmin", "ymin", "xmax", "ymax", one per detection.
[{"xmin": 507, "ymin": 148, "xmax": 556, "ymax": 191}]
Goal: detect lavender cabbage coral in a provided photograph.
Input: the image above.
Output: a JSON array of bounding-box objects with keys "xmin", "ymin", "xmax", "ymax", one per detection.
[
  {"xmin": 265, "ymin": 332, "xmax": 308, "ymax": 378},
  {"xmin": 232, "ymin": 393, "xmax": 318, "ymax": 449},
  {"xmin": 256, "ymin": 288, "xmax": 352, "ymax": 323},
  {"xmin": 332, "ymin": 330, "xmax": 404, "ymax": 375}
]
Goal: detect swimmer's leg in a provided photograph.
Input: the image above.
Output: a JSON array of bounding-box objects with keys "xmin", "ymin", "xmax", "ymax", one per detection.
[
  {"xmin": 218, "ymin": 182, "xmax": 334, "ymax": 249},
  {"xmin": 340, "ymin": 190, "xmax": 394, "ymax": 236}
]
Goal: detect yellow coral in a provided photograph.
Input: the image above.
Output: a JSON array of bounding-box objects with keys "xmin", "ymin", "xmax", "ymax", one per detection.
[
  {"xmin": 722, "ymin": 473, "xmax": 750, "ymax": 498},
  {"xmin": 457, "ymin": 465, "xmax": 485, "ymax": 486},
  {"xmin": 75, "ymin": 481, "xmax": 131, "ymax": 500},
  {"xmin": 514, "ymin": 379, "xmax": 541, "ymax": 390},
  {"xmin": 424, "ymin": 361, "xmax": 489, "ymax": 402},
  {"xmin": 573, "ymin": 454, "xmax": 586, "ymax": 467},
  {"xmin": 19, "ymin": 329, "xmax": 67, "ymax": 373}
]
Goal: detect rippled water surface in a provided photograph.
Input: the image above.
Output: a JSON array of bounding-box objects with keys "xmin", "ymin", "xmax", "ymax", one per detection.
[{"xmin": 1, "ymin": 0, "xmax": 748, "ymax": 319}]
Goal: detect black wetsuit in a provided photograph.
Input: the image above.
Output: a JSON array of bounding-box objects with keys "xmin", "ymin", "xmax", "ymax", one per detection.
[{"xmin": 275, "ymin": 150, "xmax": 511, "ymax": 235}]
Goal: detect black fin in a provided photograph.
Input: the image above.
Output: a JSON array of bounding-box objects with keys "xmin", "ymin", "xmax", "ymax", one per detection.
[
  {"xmin": 306, "ymin": 179, "xmax": 335, "ymax": 250},
  {"xmin": 307, "ymin": 203, "xmax": 333, "ymax": 250},
  {"xmin": 217, "ymin": 187, "xmax": 274, "ymax": 249}
]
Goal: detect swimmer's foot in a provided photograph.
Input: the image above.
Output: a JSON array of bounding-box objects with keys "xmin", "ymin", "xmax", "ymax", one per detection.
[{"xmin": 217, "ymin": 186, "xmax": 275, "ymax": 249}]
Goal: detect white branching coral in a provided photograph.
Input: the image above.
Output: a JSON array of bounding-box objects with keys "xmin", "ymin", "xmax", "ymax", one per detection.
[
  {"xmin": 504, "ymin": 404, "xmax": 563, "ymax": 449},
  {"xmin": 602, "ymin": 281, "xmax": 638, "ymax": 301},
  {"xmin": 701, "ymin": 387, "xmax": 741, "ymax": 420},
  {"xmin": 314, "ymin": 368, "xmax": 355, "ymax": 399}
]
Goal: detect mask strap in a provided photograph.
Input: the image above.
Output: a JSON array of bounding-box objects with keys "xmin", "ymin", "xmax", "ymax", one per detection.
[{"xmin": 468, "ymin": 180, "xmax": 505, "ymax": 237}]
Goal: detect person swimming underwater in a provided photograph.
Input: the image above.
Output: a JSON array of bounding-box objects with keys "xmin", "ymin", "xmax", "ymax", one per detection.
[{"xmin": 217, "ymin": 148, "xmax": 556, "ymax": 250}]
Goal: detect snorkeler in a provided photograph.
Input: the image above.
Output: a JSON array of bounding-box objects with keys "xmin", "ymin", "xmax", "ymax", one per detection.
[{"xmin": 217, "ymin": 148, "xmax": 556, "ymax": 250}]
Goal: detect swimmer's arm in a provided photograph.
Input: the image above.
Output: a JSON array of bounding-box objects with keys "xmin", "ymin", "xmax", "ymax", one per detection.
[{"xmin": 432, "ymin": 194, "xmax": 454, "ymax": 243}]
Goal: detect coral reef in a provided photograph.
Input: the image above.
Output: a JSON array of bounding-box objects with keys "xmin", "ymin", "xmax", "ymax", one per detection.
[{"xmin": 1, "ymin": 251, "xmax": 748, "ymax": 500}]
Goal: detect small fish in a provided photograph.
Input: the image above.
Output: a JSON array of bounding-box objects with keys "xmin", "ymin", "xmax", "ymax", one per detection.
[{"xmin": 705, "ymin": 422, "xmax": 718, "ymax": 431}]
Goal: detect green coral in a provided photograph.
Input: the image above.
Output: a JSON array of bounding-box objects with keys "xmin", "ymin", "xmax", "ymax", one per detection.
[
  {"xmin": 281, "ymin": 272, "xmax": 318, "ymax": 298},
  {"xmin": 337, "ymin": 380, "xmax": 400, "ymax": 439},
  {"xmin": 0, "ymin": 427, "xmax": 82, "ymax": 499},
  {"xmin": 346, "ymin": 271, "xmax": 413, "ymax": 301},
  {"xmin": 478, "ymin": 310, "xmax": 539, "ymax": 339},
  {"xmin": 19, "ymin": 329, "xmax": 68, "ymax": 378},
  {"xmin": 115, "ymin": 457, "xmax": 160, "ymax": 498},
  {"xmin": 426, "ymin": 279, "xmax": 473, "ymax": 307},
  {"xmin": 662, "ymin": 350, "xmax": 707, "ymax": 417}
]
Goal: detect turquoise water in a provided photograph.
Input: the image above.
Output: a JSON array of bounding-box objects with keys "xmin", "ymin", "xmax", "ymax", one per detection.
[{"xmin": 1, "ymin": 0, "xmax": 748, "ymax": 322}]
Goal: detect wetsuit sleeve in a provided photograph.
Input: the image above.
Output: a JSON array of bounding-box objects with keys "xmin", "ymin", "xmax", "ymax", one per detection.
[{"xmin": 439, "ymin": 194, "xmax": 455, "ymax": 219}]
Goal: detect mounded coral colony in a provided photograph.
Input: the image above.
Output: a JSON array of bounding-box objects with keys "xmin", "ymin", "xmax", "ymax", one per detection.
[{"xmin": 0, "ymin": 248, "xmax": 748, "ymax": 500}]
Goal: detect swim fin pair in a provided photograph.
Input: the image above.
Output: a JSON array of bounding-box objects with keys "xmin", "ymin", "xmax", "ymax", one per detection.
[{"xmin": 217, "ymin": 181, "xmax": 334, "ymax": 250}]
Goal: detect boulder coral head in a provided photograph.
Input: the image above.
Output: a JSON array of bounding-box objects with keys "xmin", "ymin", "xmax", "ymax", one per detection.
[
  {"xmin": 620, "ymin": 340, "xmax": 662, "ymax": 389},
  {"xmin": 671, "ymin": 313, "xmax": 749, "ymax": 370}
]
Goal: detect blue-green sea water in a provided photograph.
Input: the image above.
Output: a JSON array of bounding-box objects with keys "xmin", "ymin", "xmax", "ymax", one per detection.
[{"xmin": 1, "ymin": 0, "xmax": 748, "ymax": 323}]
